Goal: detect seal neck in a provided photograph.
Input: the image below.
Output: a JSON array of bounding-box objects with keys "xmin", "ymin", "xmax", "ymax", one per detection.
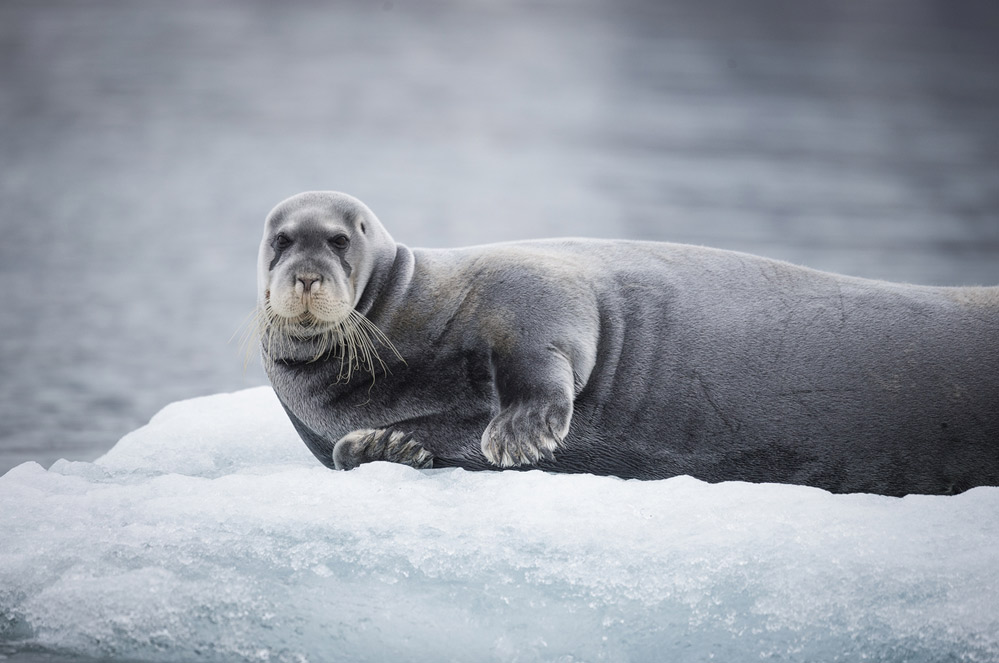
[{"xmin": 353, "ymin": 243, "xmax": 414, "ymax": 320}]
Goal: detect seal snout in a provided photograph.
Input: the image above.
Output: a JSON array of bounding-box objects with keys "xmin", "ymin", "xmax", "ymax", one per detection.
[{"xmin": 295, "ymin": 273, "xmax": 323, "ymax": 296}]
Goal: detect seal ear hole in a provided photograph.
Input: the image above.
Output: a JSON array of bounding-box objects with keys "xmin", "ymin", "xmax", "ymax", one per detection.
[{"xmin": 360, "ymin": 222, "xmax": 366, "ymax": 234}]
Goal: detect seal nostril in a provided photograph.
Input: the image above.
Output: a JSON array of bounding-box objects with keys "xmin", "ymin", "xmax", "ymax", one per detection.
[{"xmin": 296, "ymin": 274, "xmax": 322, "ymax": 293}]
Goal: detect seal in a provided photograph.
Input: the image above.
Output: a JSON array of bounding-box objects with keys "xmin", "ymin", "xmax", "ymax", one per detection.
[{"xmin": 256, "ymin": 191, "xmax": 999, "ymax": 496}]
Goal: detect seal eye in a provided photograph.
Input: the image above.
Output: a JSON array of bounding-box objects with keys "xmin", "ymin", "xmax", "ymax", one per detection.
[
  {"xmin": 273, "ymin": 233, "xmax": 292, "ymax": 251},
  {"xmin": 329, "ymin": 234, "xmax": 350, "ymax": 251}
]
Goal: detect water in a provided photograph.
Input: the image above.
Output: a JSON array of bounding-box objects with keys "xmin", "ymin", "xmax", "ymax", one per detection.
[{"xmin": 1, "ymin": 1, "xmax": 998, "ymax": 471}]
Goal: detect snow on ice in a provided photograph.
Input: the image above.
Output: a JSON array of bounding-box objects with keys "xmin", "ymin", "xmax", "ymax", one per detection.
[{"xmin": 1, "ymin": 387, "xmax": 997, "ymax": 662}]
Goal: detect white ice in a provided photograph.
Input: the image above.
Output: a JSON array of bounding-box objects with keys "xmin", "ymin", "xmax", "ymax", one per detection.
[{"xmin": 1, "ymin": 387, "xmax": 997, "ymax": 662}]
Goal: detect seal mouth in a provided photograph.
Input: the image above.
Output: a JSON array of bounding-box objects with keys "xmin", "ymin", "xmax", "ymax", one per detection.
[
  {"xmin": 289, "ymin": 311, "xmax": 338, "ymax": 338},
  {"xmin": 296, "ymin": 312, "xmax": 319, "ymax": 328},
  {"xmin": 253, "ymin": 297, "xmax": 404, "ymax": 381}
]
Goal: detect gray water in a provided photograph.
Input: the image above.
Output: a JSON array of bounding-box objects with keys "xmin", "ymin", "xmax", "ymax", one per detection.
[{"xmin": 2, "ymin": 0, "xmax": 998, "ymax": 476}]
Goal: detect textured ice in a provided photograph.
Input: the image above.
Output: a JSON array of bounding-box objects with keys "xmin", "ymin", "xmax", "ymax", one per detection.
[{"xmin": 1, "ymin": 388, "xmax": 997, "ymax": 663}]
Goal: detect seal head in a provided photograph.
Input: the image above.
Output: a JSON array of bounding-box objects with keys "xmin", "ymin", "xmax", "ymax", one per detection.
[{"xmin": 257, "ymin": 191, "xmax": 398, "ymax": 372}]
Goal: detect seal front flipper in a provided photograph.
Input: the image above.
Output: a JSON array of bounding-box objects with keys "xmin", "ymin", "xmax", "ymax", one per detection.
[
  {"xmin": 332, "ymin": 428, "xmax": 435, "ymax": 470},
  {"xmin": 481, "ymin": 345, "xmax": 576, "ymax": 467},
  {"xmin": 481, "ymin": 399, "xmax": 571, "ymax": 466}
]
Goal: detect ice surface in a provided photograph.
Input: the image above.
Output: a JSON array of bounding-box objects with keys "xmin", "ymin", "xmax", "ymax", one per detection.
[{"xmin": 1, "ymin": 387, "xmax": 997, "ymax": 663}]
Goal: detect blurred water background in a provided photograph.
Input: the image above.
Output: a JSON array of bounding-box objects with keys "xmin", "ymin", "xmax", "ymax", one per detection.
[{"xmin": 1, "ymin": 0, "xmax": 998, "ymax": 476}]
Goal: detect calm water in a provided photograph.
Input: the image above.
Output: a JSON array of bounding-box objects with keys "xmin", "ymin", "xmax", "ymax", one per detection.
[{"xmin": 1, "ymin": 0, "xmax": 998, "ymax": 475}]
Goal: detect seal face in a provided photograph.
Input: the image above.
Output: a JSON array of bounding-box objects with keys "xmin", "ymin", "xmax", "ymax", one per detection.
[
  {"xmin": 257, "ymin": 191, "xmax": 999, "ymax": 496},
  {"xmin": 257, "ymin": 192, "xmax": 399, "ymax": 379}
]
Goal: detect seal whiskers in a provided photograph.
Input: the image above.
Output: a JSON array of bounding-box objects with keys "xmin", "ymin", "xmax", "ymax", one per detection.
[
  {"xmin": 326, "ymin": 309, "xmax": 405, "ymax": 383},
  {"xmin": 254, "ymin": 302, "xmax": 403, "ymax": 383},
  {"xmin": 233, "ymin": 306, "xmax": 274, "ymax": 372}
]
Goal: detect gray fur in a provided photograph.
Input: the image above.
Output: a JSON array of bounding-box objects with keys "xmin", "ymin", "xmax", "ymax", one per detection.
[{"xmin": 260, "ymin": 192, "xmax": 999, "ymax": 496}]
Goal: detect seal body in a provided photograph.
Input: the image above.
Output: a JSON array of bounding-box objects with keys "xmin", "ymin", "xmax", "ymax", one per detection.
[{"xmin": 259, "ymin": 192, "xmax": 999, "ymax": 496}]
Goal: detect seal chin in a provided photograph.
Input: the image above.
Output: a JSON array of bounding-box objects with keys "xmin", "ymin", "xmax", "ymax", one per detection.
[
  {"xmin": 288, "ymin": 310, "xmax": 345, "ymax": 338},
  {"xmin": 260, "ymin": 301, "xmax": 402, "ymax": 381}
]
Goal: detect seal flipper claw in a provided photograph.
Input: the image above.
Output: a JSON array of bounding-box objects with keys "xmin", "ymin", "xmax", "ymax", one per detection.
[
  {"xmin": 481, "ymin": 399, "xmax": 571, "ymax": 468},
  {"xmin": 333, "ymin": 428, "xmax": 434, "ymax": 470}
]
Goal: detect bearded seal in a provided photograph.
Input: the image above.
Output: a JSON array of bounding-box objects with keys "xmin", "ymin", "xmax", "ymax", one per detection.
[{"xmin": 256, "ymin": 191, "xmax": 999, "ymax": 496}]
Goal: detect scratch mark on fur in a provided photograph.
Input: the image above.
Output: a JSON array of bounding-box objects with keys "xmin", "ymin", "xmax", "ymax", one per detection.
[
  {"xmin": 692, "ymin": 371, "xmax": 741, "ymax": 435},
  {"xmin": 777, "ymin": 388, "xmax": 859, "ymax": 396}
]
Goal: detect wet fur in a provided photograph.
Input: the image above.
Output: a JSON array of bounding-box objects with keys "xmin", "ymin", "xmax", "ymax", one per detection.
[{"xmin": 260, "ymin": 192, "xmax": 999, "ymax": 496}]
